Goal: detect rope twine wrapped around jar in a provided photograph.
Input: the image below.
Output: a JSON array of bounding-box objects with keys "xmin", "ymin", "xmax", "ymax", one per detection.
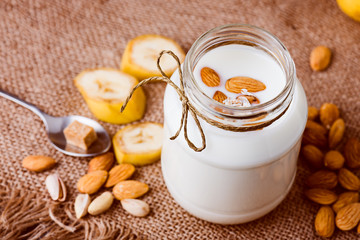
[{"xmin": 121, "ymin": 50, "xmax": 288, "ymax": 152}]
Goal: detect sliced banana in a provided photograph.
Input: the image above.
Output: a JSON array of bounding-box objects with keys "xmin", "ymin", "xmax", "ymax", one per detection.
[
  {"xmin": 74, "ymin": 68, "xmax": 146, "ymax": 124},
  {"xmin": 120, "ymin": 34, "xmax": 186, "ymax": 80},
  {"xmin": 113, "ymin": 122, "xmax": 163, "ymax": 166}
]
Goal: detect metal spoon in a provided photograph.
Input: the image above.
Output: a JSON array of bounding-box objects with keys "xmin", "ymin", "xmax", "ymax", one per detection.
[{"xmin": 0, "ymin": 89, "xmax": 111, "ymax": 157}]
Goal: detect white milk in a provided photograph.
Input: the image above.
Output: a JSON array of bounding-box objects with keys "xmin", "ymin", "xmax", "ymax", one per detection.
[
  {"xmin": 194, "ymin": 44, "xmax": 286, "ymax": 105},
  {"xmin": 161, "ymin": 24, "xmax": 307, "ymax": 224}
]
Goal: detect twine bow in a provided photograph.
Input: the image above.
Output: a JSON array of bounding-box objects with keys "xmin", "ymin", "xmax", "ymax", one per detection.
[
  {"xmin": 120, "ymin": 50, "xmax": 206, "ymax": 152},
  {"xmin": 121, "ymin": 51, "xmax": 289, "ymax": 152}
]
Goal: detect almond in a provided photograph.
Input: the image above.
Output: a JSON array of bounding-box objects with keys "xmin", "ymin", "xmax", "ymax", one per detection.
[
  {"xmin": 301, "ymin": 144, "xmax": 324, "ymax": 169},
  {"xmin": 332, "ymin": 192, "xmax": 359, "ymax": 213},
  {"xmin": 302, "ymin": 120, "xmax": 328, "ymax": 148},
  {"xmin": 105, "ymin": 164, "xmax": 135, "ymax": 187},
  {"xmin": 77, "ymin": 170, "xmax": 108, "ymax": 194},
  {"xmin": 121, "ymin": 199, "xmax": 150, "ymax": 217},
  {"xmin": 306, "ymin": 170, "xmax": 337, "ymax": 189},
  {"xmin": 305, "ymin": 188, "xmax": 337, "ymax": 205},
  {"xmin": 212, "ymin": 91, "xmax": 227, "ymax": 103},
  {"xmin": 308, "ymin": 106, "xmax": 319, "ymax": 121},
  {"xmin": 324, "ymin": 150, "xmax": 345, "ymax": 170},
  {"xmin": 338, "ymin": 168, "xmax": 360, "ymax": 191},
  {"xmin": 328, "ymin": 118, "xmax": 345, "ymax": 149},
  {"xmin": 88, "ymin": 192, "xmax": 114, "ymax": 215},
  {"xmin": 200, "ymin": 67, "xmax": 220, "ymax": 87},
  {"xmin": 241, "ymin": 95, "xmax": 260, "ymax": 105},
  {"xmin": 88, "ymin": 152, "xmax": 114, "ymax": 173},
  {"xmin": 310, "ymin": 46, "xmax": 332, "ymax": 71},
  {"xmin": 74, "ymin": 193, "xmax": 91, "ymax": 219},
  {"xmin": 225, "ymin": 76, "xmax": 266, "ymax": 93},
  {"xmin": 319, "ymin": 103, "xmax": 340, "ymax": 129},
  {"xmin": 335, "ymin": 203, "xmax": 360, "ymax": 231},
  {"xmin": 22, "ymin": 155, "xmax": 56, "ymax": 172},
  {"xmin": 113, "ymin": 180, "xmax": 149, "ymax": 200},
  {"xmin": 344, "ymin": 138, "xmax": 360, "ymax": 169},
  {"xmin": 315, "ymin": 206, "xmax": 335, "ymax": 237}
]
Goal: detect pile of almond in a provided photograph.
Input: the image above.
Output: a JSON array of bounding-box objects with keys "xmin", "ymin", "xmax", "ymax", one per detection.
[
  {"xmin": 302, "ymin": 103, "xmax": 360, "ymax": 237},
  {"xmin": 22, "ymin": 152, "xmax": 151, "ymax": 219},
  {"xmin": 75, "ymin": 152, "xmax": 150, "ymax": 218}
]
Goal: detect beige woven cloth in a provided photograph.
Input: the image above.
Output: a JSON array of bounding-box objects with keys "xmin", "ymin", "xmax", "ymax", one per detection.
[{"xmin": 0, "ymin": 0, "xmax": 360, "ymax": 239}]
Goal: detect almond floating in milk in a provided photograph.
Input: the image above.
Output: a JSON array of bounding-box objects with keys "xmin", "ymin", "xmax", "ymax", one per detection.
[
  {"xmin": 201, "ymin": 67, "xmax": 221, "ymax": 87},
  {"xmin": 63, "ymin": 120, "xmax": 97, "ymax": 150}
]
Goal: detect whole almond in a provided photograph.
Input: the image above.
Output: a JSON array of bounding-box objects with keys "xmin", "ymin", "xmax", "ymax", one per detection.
[
  {"xmin": 308, "ymin": 106, "xmax": 319, "ymax": 121},
  {"xmin": 324, "ymin": 150, "xmax": 345, "ymax": 170},
  {"xmin": 310, "ymin": 46, "xmax": 332, "ymax": 71},
  {"xmin": 332, "ymin": 192, "xmax": 359, "ymax": 213},
  {"xmin": 212, "ymin": 91, "xmax": 227, "ymax": 103},
  {"xmin": 225, "ymin": 76, "xmax": 266, "ymax": 93},
  {"xmin": 77, "ymin": 170, "xmax": 108, "ymax": 194},
  {"xmin": 88, "ymin": 192, "xmax": 114, "ymax": 215},
  {"xmin": 113, "ymin": 180, "xmax": 149, "ymax": 200},
  {"xmin": 306, "ymin": 170, "xmax": 337, "ymax": 189},
  {"xmin": 88, "ymin": 152, "xmax": 114, "ymax": 173},
  {"xmin": 200, "ymin": 67, "xmax": 220, "ymax": 87},
  {"xmin": 319, "ymin": 103, "xmax": 340, "ymax": 129},
  {"xmin": 22, "ymin": 155, "xmax": 56, "ymax": 172},
  {"xmin": 302, "ymin": 120, "xmax": 328, "ymax": 148},
  {"xmin": 328, "ymin": 118, "xmax": 345, "ymax": 149},
  {"xmin": 74, "ymin": 193, "xmax": 91, "ymax": 219},
  {"xmin": 338, "ymin": 168, "xmax": 360, "ymax": 191},
  {"xmin": 335, "ymin": 203, "xmax": 360, "ymax": 231},
  {"xmin": 301, "ymin": 144, "xmax": 324, "ymax": 169},
  {"xmin": 305, "ymin": 188, "xmax": 337, "ymax": 205},
  {"xmin": 344, "ymin": 138, "xmax": 360, "ymax": 169},
  {"xmin": 358, "ymin": 222, "xmax": 360, "ymax": 234},
  {"xmin": 105, "ymin": 164, "xmax": 136, "ymax": 188},
  {"xmin": 121, "ymin": 199, "xmax": 150, "ymax": 217},
  {"xmin": 315, "ymin": 206, "xmax": 335, "ymax": 237}
]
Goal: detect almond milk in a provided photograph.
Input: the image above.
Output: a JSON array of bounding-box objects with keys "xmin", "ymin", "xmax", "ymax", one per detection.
[{"xmin": 161, "ymin": 24, "xmax": 307, "ymax": 224}]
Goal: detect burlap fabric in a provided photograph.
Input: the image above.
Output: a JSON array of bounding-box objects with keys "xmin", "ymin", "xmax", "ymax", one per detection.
[{"xmin": 0, "ymin": 0, "xmax": 359, "ymax": 239}]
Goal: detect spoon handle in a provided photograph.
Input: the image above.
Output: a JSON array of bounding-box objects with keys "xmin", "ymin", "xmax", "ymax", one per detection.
[{"xmin": 0, "ymin": 89, "xmax": 48, "ymax": 121}]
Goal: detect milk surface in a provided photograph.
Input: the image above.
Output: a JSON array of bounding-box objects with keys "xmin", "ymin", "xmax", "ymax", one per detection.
[{"xmin": 193, "ymin": 44, "xmax": 286, "ymax": 104}]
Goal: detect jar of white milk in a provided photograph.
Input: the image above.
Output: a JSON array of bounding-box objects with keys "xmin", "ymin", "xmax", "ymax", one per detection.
[{"xmin": 161, "ymin": 24, "xmax": 307, "ymax": 224}]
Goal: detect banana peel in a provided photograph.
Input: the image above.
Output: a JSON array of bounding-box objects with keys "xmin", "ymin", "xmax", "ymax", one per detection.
[{"xmin": 337, "ymin": 0, "xmax": 360, "ymax": 22}]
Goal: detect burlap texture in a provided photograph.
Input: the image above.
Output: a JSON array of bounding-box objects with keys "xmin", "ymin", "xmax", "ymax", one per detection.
[{"xmin": 0, "ymin": 0, "xmax": 359, "ymax": 239}]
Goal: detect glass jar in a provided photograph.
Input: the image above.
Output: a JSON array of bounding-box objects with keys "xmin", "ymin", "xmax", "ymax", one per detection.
[{"xmin": 161, "ymin": 24, "xmax": 307, "ymax": 224}]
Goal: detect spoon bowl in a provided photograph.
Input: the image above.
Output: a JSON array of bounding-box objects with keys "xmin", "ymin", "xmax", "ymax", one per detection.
[
  {"xmin": 0, "ymin": 90, "xmax": 111, "ymax": 157},
  {"xmin": 45, "ymin": 114, "xmax": 111, "ymax": 157}
]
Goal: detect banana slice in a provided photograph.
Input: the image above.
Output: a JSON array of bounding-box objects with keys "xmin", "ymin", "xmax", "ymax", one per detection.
[
  {"xmin": 120, "ymin": 34, "xmax": 186, "ymax": 80},
  {"xmin": 113, "ymin": 122, "xmax": 163, "ymax": 166},
  {"xmin": 74, "ymin": 68, "xmax": 146, "ymax": 124}
]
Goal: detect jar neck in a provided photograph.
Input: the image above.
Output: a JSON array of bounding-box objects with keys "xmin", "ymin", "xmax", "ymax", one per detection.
[{"xmin": 183, "ymin": 24, "xmax": 296, "ymax": 129}]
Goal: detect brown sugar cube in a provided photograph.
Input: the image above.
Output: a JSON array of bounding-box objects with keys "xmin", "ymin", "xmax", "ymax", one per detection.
[{"xmin": 63, "ymin": 120, "xmax": 97, "ymax": 150}]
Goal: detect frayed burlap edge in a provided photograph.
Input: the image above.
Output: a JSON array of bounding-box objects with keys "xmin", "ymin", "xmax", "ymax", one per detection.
[{"xmin": 0, "ymin": 184, "xmax": 141, "ymax": 240}]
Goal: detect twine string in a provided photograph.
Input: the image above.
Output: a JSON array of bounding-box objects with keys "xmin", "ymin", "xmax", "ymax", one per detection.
[
  {"xmin": 121, "ymin": 50, "xmax": 288, "ymax": 152},
  {"xmin": 121, "ymin": 50, "xmax": 206, "ymax": 152}
]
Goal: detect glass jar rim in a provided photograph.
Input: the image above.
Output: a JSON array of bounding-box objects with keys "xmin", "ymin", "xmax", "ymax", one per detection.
[{"xmin": 183, "ymin": 23, "xmax": 296, "ymax": 123}]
